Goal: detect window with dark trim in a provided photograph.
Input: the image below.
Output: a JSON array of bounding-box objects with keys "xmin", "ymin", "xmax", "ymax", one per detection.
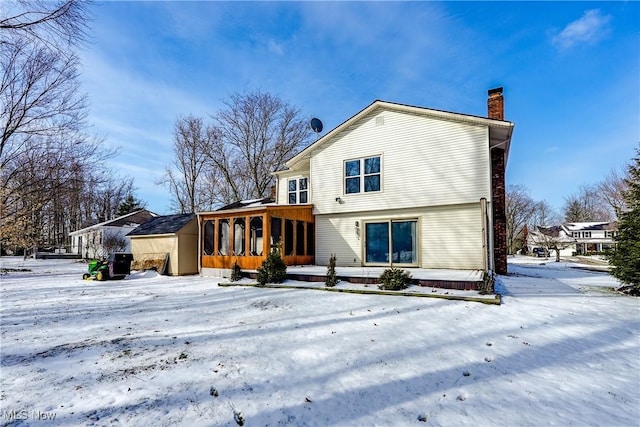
[
  {"xmin": 250, "ymin": 217, "xmax": 263, "ymax": 256},
  {"xmin": 218, "ymin": 219, "xmax": 229, "ymax": 256},
  {"xmin": 203, "ymin": 220, "xmax": 214, "ymax": 255},
  {"xmin": 306, "ymin": 223, "xmax": 315, "ymax": 256},
  {"xmin": 296, "ymin": 221, "xmax": 305, "ymax": 255},
  {"xmin": 233, "ymin": 218, "xmax": 245, "ymax": 256},
  {"xmin": 285, "ymin": 219, "xmax": 294, "ymax": 256},
  {"xmin": 271, "ymin": 217, "xmax": 282, "ymax": 248}
]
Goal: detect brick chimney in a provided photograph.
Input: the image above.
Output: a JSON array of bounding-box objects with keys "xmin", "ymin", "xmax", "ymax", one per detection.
[
  {"xmin": 487, "ymin": 87, "xmax": 504, "ymax": 120},
  {"xmin": 488, "ymin": 87, "xmax": 508, "ymax": 275}
]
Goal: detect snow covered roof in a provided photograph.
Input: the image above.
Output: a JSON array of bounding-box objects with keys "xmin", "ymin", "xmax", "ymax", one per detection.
[
  {"xmin": 564, "ymin": 222, "xmax": 617, "ymax": 231},
  {"xmin": 69, "ymin": 210, "xmax": 158, "ymax": 235},
  {"xmin": 215, "ymin": 197, "xmax": 276, "ymax": 211}
]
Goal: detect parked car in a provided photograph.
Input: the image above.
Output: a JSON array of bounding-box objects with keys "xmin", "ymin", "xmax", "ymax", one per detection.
[{"xmin": 532, "ymin": 247, "xmax": 550, "ymax": 257}]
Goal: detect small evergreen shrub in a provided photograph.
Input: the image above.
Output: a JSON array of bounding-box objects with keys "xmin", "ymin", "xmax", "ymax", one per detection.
[
  {"xmin": 256, "ymin": 247, "xmax": 287, "ymax": 286},
  {"xmin": 378, "ymin": 267, "xmax": 412, "ymax": 290},
  {"xmin": 230, "ymin": 260, "xmax": 242, "ymax": 282},
  {"xmin": 325, "ymin": 254, "xmax": 338, "ymax": 287}
]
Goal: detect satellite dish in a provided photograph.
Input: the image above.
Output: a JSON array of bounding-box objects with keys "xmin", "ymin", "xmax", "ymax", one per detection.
[{"xmin": 310, "ymin": 117, "xmax": 323, "ymax": 133}]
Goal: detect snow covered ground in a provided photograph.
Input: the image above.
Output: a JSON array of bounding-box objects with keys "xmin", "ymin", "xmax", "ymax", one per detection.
[{"xmin": 1, "ymin": 256, "xmax": 638, "ymax": 426}]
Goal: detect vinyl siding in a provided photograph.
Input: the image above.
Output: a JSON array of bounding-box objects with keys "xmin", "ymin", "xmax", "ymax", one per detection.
[
  {"xmin": 277, "ymin": 171, "xmax": 310, "ymax": 205},
  {"xmin": 176, "ymin": 220, "xmax": 199, "ymax": 275},
  {"xmin": 315, "ymin": 203, "xmax": 484, "ymax": 270},
  {"xmin": 421, "ymin": 203, "xmax": 484, "ymax": 269},
  {"xmin": 309, "ymin": 110, "xmax": 491, "ymax": 215},
  {"xmin": 130, "ymin": 224, "xmax": 198, "ymax": 276}
]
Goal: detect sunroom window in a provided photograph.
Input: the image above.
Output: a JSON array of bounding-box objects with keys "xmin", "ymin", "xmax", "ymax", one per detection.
[
  {"xmin": 345, "ymin": 156, "xmax": 381, "ymax": 194},
  {"xmin": 288, "ymin": 178, "xmax": 308, "ymax": 204}
]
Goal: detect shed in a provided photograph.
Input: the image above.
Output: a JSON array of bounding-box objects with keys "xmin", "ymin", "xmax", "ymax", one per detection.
[{"xmin": 127, "ymin": 213, "xmax": 198, "ymax": 276}]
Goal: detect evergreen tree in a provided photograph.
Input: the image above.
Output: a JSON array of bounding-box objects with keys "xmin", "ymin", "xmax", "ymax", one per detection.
[
  {"xmin": 116, "ymin": 195, "xmax": 146, "ymax": 217},
  {"xmin": 609, "ymin": 146, "xmax": 640, "ymax": 294},
  {"xmin": 564, "ymin": 199, "xmax": 584, "ymax": 222},
  {"xmin": 256, "ymin": 247, "xmax": 287, "ymax": 285}
]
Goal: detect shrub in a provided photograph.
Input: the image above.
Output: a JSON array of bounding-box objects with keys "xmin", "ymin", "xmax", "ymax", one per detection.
[
  {"xmin": 325, "ymin": 254, "xmax": 338, "ymax": 287},
  {"xmin": 230, "ymin": 260, "xmax": 242, "ymax": 282},
  {"xmin": 378, "ymin": 267, "xmax": 412, "ymax": 290},
  {"xmin": 256, "ymin": 247, "xmax": 287, "ymax": 286}
]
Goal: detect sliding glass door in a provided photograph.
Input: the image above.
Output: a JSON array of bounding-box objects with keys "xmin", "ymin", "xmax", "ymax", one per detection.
[{"xmin": 364, "ymin": 220, "xmax": 418, "ymax": 266}]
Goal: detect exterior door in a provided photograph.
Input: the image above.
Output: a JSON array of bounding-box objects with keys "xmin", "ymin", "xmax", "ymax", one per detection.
[{"xmin": 364, "ymin": 220, "xmax": 418, "ymax": 266}]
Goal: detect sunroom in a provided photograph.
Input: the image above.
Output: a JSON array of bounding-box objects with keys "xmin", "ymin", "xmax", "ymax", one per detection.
[{"xmin": 197, "ymin": 202, "xmax": 315, "ymax": 275}]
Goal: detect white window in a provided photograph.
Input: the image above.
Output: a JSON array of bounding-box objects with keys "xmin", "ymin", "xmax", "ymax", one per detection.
[
  {"xmin": 288, "ymin": 178, "xmax": 308, "ymax": 204},
  {"xmin": 345, "ymin": 156, "xmax": 381, "ymax": 194}
]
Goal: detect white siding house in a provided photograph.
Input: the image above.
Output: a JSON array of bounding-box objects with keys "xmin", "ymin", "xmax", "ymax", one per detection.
[
  {"xmin": 273, "ymin": 92, "xmax": 514, "ymax": 272},
  {"xmin": 70, "ymin": 210, "xmax": 157, "ymax": 259},
  {"xmin": 528, "ymin": 221, "xmax": 618, "ymax": 258}
]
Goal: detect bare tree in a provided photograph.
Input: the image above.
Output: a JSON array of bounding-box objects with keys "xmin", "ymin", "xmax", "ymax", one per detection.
[
  {"xmin": 506, "ymin": 184, "xmax": 536, "ymax": 254},
  {"xmin": 159, "ymin": 115, "xmax": 218, "ymax": 213},
  {"xmin": 564, "ymin": 184, "xmax": 613, "ymax": 222},
  {"xmin": 208, "ymin": 90, "xmax": 312, "ymax": 203},
  {"xmin": 1, "ymin": 0, "xmax": 90, "ymax": 158},
  {"xmin": 0, "ymin": 1, "xmax": 143, "ymax": 255},
  {"xmin": 529, "ymin": 225, "xmax": 574, "ymax": 262},
  {"xmin": 0, "ymin": 0, "xmax": 89, "ymax": 51},
  {"xmin": 596, "ymin": 167, "xmax": 629, "ymax": 219},
  {"xmin": 530, "ymin": 200, "xmax": 561, "ymax": 227}
]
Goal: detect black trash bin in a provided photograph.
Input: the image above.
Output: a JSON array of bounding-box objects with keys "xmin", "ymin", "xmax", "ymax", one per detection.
[{"xmin": 108, "ymin": 253, "xmax": 133, "ymax": 279}]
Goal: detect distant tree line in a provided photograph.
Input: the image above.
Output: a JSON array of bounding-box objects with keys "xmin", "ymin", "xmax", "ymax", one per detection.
[
  {"xmin": 506, "ymin": 164, "xmax": 631, "ymax": 255},
  {"xmin": 161, "ymin": 90, "xmax": 313, "ymax": 213},
  {"xmin": 0, "ymin": 1, "xmax": 144, "ymax": 255}
]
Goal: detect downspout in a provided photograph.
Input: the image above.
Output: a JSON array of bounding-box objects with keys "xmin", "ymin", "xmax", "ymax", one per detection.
[{"xmin": 480, "ymin": 198, "xmax": 489, "ymax": 272}]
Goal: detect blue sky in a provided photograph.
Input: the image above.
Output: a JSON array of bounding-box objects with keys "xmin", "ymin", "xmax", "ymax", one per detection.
[{"xmin": 78, "ymin": 1, "xmax": 639, "ymax": 216}]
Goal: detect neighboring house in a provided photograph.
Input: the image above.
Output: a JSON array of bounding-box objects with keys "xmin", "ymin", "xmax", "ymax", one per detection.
[
  {"xmin": 127, "ymin": 213, "xmax": 198, "ymax": 276},
  {"xmin": 564, "ymin": 222, "xmax": 618, "ymax": 254},
  {"xmin": 69, "ymin": 210, "xmax": 157, "ymax": 259},
  {"xmin": 527, "ymin": 225, "xmax": 575, "ymax": 258},
  {"xmin": 197, "ymin": 88, "xmax": 514, "ymax": 275},
  {"xmin": 527, "ymin": 221, "xmax": 618, "ymax": 257}
]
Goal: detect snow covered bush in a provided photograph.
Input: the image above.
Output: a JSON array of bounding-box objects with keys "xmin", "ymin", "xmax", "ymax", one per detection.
[
  {"xmin": 256, "ymin": 247, "xmax": 287, "ymax": 286},
  {"xmin": 378, "ymin": 267, "xmax": 411, "ymax": 290},
  {"xmin": 325, "ymin": 254, "xmax": 338, "ymax": 287}
]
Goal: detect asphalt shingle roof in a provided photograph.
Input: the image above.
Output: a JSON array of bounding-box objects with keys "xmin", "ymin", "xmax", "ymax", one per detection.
[{"xmin": 127, "ymin": 213, "xmax": 195, "ymax": 236}]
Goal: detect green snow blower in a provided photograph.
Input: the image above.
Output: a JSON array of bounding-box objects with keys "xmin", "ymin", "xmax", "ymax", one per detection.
[{"xmin": 82, "ymin": 253, "xmax": 133, "ymax": 281}]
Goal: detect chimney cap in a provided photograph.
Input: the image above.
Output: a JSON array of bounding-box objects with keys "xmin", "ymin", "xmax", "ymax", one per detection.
[{"xmin": 488, "ymin": 87, "xmax": 504, "ymax": 96}]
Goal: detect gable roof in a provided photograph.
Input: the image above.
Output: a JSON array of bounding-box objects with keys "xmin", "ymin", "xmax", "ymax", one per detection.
[
  {"xmin": 127, "ymin": 213, "xmax": 196, "ymax": 237},
  {"xmin": 563, "ymin": 222, "xmax": 618, "ymax": 231},
  {"xmin": 279, "ymin": 99, "xmax": 514, "ymax": 172},
  {"xmin": 70, "ymin": 210, "xmax": 158, "ymax": 235},
  {"xmin": 216, "ymin": 197, "xmax": 275, "ymax": 211}
]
